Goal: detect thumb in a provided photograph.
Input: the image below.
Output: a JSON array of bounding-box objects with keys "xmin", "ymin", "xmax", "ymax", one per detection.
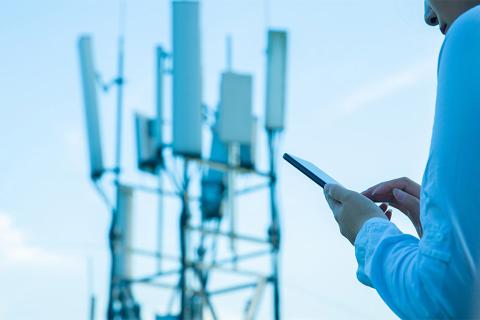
[
  {"xmin": 324, "ymin": 184, "xmax": 351, "ymax": 202},
  {"xmin": 392, "ymin": 188, "xmax": 419, "ymax": 213}
]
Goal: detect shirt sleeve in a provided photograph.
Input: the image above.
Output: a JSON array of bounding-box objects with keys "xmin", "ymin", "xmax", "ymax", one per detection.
[
  {"xmin": 354, "ymin": 218, "xmax": 452, "ymax": 318},
  {"xmin": 354, "ymin": 218, "xmax": 419, "ymax": 318},
  {"xmin": 354, "ymin": 217, "xmax": 410, "ymax": 288}
]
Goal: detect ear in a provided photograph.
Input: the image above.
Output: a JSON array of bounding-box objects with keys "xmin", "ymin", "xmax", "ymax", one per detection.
[{"xmin": 424, "ymin": 0, "xmax": 439, "ymax": 26}]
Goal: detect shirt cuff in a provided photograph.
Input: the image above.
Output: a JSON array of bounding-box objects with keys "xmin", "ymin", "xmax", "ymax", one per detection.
[{"xmin": 354, "ymin": 217, "xmax": 399, "ymax": 287}]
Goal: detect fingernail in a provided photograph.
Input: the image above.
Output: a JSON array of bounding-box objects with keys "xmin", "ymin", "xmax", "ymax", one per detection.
[{"xmin": 393, "ymin": 188, "xmax": 403, "ymax": 201}]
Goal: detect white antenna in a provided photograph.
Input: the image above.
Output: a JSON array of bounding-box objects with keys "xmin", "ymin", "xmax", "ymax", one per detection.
[
  {"xmin": 218, "ymin": 72, "xmax": 253, "ymax": 144},
  {"xmin": 265, "ymin": 30, "xmax": 288, "ymax": 131},
  {"xmin": 172, "ymin": 1, "xmax": 203, "ymax": 157},
  {"xmin": 78, "ymin": 35, "xmax": 104, "ymax": 180}
]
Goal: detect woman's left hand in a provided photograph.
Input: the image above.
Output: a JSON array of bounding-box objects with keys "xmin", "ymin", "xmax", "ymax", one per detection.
[{"xmin": 324, "ymin": 184, "xmax": 389, "ymax": 244}]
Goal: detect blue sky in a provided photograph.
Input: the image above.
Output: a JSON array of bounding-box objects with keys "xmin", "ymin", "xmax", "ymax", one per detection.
[{"xmin": 0, "ymin": 0, "xmax": 445, "ymax": 319}]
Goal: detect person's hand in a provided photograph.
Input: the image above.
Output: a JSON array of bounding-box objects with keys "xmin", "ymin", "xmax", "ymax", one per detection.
[
  {"xmin": 362, "ymin": 177, "xmax": 423, "ymax": 237},
  {"xmin": 324, "ymin": 184, "xmax": 388, "ymax": 245}
]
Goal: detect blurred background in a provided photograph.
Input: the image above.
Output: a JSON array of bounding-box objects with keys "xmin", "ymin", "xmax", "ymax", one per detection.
[{"xmin": 0, "ymin": 0, "xmax": 444, "ymax": 319}]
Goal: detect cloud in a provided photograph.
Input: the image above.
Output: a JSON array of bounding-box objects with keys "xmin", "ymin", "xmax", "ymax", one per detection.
[
  {"xmin": 336, "ymin": 60, "xmax": 436, "ymax": 116},
  {"xmin": 0, "ymin": 212, "xmax": 76, "ymax": 269}
]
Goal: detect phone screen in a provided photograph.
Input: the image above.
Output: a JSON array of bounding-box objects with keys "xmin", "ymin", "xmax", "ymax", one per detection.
[{"xmin": 283, "ymin": 153, "xmax": 339, "ymax": 188}]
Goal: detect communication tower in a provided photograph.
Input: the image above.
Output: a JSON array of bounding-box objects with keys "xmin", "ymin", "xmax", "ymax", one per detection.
[{"xmin": 77, "ymin": 1, "xmax": 288, "ymax": 319}]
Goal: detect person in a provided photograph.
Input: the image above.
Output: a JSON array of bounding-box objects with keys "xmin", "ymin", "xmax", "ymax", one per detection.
[{"xmin": 323, "ymin": 0, "xmax": 480, "ymax": 318}]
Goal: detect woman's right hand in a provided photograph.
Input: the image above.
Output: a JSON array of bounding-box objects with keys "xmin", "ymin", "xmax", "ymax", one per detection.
[{"xmin": 362, "ymin": 177, "xmax": 423, "ymax": 238}]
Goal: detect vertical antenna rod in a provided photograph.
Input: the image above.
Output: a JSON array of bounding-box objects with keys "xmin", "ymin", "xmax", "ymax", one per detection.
[
  {"xmin": 108, "ymin": 1, "xmax": 129, "ymax": 319},
  {"xmin": 114, "ymin": 0, "xmax": 126, "ymax": 177},
  {"xmin": 224, "ymin": 34, "xmax": 239, "ymax": 266}
]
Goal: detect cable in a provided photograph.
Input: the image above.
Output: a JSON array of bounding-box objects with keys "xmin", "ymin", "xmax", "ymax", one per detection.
[{"xmin": 93, "ymin": 180, "xmax": 114, "ymax": 212}]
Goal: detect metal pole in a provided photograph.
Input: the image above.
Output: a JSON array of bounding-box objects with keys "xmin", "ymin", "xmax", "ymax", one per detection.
[
  {"xmin": 156, "ymin": 46, "xmax": 165, "ymax": 275},
  {"xmin": 180, "ymin": 159, "xmax": 191, "ymax": 320},
  {"xmin": 114, "ymin": 0, "xmax": 127, "ymax": 177},
  {"xmin": 108, "ymin": 1, "xmax": 127, "ymax": 317},
  {"xmin": 267, "ymin": 130, "xmax": 281, "ymax": 320},
  {"xmin": 157, "ymin": 172, "xmax": 164, "ymax": 273},
  {"xmin": 114, "ymin": 45, "xmax": 125, "ymax": 173},
  {"xmin": 225, "ymin": 35, "xmax": 237, "ymax": 270},
  {"xmin": 107, "ymin": 203, "xmax": 120, "ymax": 320},
  {"xmin": 227, "ymin": 144, "xmax": 239, "ymax": 267}
]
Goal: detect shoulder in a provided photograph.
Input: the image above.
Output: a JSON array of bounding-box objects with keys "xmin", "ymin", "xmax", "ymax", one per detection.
[
  {"xmin": 445, "ymin": 5, "xmax": 480, "ymax": 46},
  {"xmin": 439, "ymin": 6, "xmax": 480, "ymax": 76}
]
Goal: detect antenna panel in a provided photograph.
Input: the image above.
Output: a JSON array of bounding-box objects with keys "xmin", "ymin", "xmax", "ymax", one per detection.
[
  {"xmin": 218, "ymin": 72, "xmax": 253, "ymax": 144},
  {"xmin": 265, "ymin": 30, "xmax": 288, "ymax": 130},
  {"xmin": 78, "ymin": 35, "xmax": 104, "ymax": 179},
  {"xmin": 172, "ymin": 1, "xmax": 203, "ymax": 157}
]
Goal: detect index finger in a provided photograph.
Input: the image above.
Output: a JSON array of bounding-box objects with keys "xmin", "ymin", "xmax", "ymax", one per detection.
[{"xmin": 362, "ymin": 177, "xmax": 420, "ymax": 202}]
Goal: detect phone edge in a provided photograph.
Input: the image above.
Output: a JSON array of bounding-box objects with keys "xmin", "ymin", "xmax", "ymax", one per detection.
[{"xmin": 282, "ymin": 153, "xmax": 326, "ymax": 188}]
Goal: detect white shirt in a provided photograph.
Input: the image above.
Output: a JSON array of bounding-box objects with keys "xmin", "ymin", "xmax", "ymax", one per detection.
[{"xmin": 355, "ymin": 5, "xmax": 480, "ymax": 318}]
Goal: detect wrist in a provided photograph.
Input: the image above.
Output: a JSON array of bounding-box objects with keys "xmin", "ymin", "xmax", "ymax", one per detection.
[{"xmin": 354, "ymin": 215, "xmax": 388, "ymax": 243}]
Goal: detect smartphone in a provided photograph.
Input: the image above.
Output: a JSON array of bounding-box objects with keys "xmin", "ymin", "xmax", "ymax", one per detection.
[{"xmin": 283, "ymin": 153, "xmax": 339, "ymax": 188}]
